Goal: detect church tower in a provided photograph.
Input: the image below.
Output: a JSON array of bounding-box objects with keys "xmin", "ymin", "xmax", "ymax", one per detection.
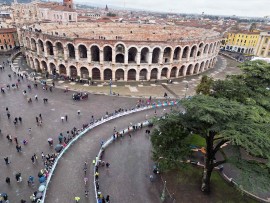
[{"xmin": 63, "ymin": 0, "xmax": 73, "ymax": 9}]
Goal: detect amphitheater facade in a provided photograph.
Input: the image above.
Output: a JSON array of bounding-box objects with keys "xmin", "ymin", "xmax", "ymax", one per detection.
[{"xmin": 21, "ymin": 22, "xmax": 221, "ymax": 81}]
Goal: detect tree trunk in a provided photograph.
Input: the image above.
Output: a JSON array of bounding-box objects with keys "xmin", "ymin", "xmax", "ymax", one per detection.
[
  {"xmin": 201, "ymin": 167, "xmax": 213, "ymax": 193},
  {"xmin": 201, "ymin": 131, "xmax": 215, "ymax": 193}
]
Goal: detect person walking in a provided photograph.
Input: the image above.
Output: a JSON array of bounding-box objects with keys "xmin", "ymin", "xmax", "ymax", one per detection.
[
  {"xmin": 7, "ymin": 112, "xmax": 10, "ymax": 119},
  {"xmin": 14, "ymin": 136, "xmax": 18, "ymax": 145},
  {"xmin": 65, "ymin": 115, "xmax": 68, "ymax": 121},
  {"xmin": 74, "ymin": 196, "xmax": 80, "ymax": 202},
  {"xmin": 4, "ymin": 157, "xmax": 10, "ymax": 165},
  {"xmin": 5, "ymin": 177, "xmax": 10, "ymax": 184},
  {"xmin": 18, "ymin": 117, "xmax": 22, "ymax": 123},
  {"xmin": 106, "ymin": 162, "xmax": 110, "ymax": 168},
  {"xmin": 41, "ymin": 152, "xmax": 44, "ymax": 160},
  {"xmin": 39, "ymin": 114, "xmax": 42, "ymax": 120},
  {"xmin": 105, "ymin": 195, "xmax": 110, "ymax": 203},
  {"xmin": 28, "ymin": 128, "xmax": 32, "ymax": 135},
  {"xmin": 15, "ymin": 173, "xmax": 22, "ymax": 182},
  {"xmin": 31, "ymin": 156, "xmax": 35, "ymax": 164},
  {"xmin": 77, "ymin": 110, "xmax": 81, "ymax": 116},
  {"xmin": 36, "ymin": 116, "xmax": 39, "ymax": 124}
]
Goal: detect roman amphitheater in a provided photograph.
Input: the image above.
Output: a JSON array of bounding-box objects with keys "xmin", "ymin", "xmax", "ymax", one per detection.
[{"xmin": 21, "ymin": 22, "xmax": 221, "ymax": 81}]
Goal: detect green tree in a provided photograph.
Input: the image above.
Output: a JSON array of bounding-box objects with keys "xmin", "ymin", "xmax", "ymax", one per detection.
[
  {"xmin": 152, "ymin": 95, "xmax": 270, "ymax": 193},
  {"xmin": 196, "ymin": 75, "xmax": 214, "ymax": 95}
]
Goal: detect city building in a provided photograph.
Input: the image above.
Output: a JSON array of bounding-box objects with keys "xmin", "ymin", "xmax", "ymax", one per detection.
[
  {"xmin": 12, "ymin": 0, "xmax": 77, "ymax": 25},
  {"xmin": 254, "ymin": 31, "xmax": 270, "ymax": 58},
  {"xmin": 224, "ymin": 30, "xmax": 259, "ymax": 54},
  {"xmin": 21, "ymin": 22, "xmax": 221, "ymax": 81},
  {"xmin": 0, "ymin": 28, "xmax": 19, "ymax": 51}
]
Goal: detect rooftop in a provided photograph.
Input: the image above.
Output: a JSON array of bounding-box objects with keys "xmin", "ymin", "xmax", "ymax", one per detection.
[{"xmin": 32, "ymin": 22, "xmax": 220, "ymax": 42}]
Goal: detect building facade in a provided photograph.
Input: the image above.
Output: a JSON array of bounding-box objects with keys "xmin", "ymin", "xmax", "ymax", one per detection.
[
  {"xmin": 12, "ymin": 1, "xmax": 77, "ymax": 25},
  {"xmin": 224, "ymin": 31, "xmax": 259, "ymax": 54},
  {"xmin": 0, "ymin": 28, "xmax": 19, "ymax": 51},
  {"xmin": 254, "ymin": 32, "xmax": 270, "ymax": 58},
  {"xmin": 21, "ymin": 22, "xmax": 221, "ymax": 81}
]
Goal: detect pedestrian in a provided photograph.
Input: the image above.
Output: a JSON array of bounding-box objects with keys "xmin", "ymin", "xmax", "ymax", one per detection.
[
  {"xmin": 61, "ymin": 117, "xmax": 64, "ymax": 122},
  {"xmin": 41, "ymin": 152, "xmax": 44, "ymax": 160},
  {"xmin": 7, "ymin": 112, "xmax": 10, "ymax": 119},
  {"xmin": 35, "ymin": 95, "xmax": 38, "ymax": 101},
  {"xmin": 14, "ymin": 136, "xmax": 18, "ymax": 145},
  {"xmin": 105, "ymin": 195, "xmax": 110, "ymax": 203},
  {"xmin": 6, "ymin": 177, "xmax": 10, "ymax": 184},
  {"xmin": 27, "ymin": 176, "xmax": 34, "ymax": 185},
  {"xmin": 95, "ymin": 171, "xmax": 99, "ymax": 180},
  {"xmin": 15, "ymin": 173, "xmax": 22, "ymax": 182},
  {"xmin": 21, "ymin": 200, "xmax": 26, "ymax": 203},
  {"xmin": 18, "ymin": 117, "xmax": 22, "ymax": 123},
  {"xmin": 6, "ymin": 107, "xmax": 8, "ymax": 111},
  {"xmin": 6, "ymin": 134, "xmax": 12, "ymax": 142},
  {"xmin": 85, "ymin": 190, "xmax": 89, "ymax": 197},
  {"xmin": 28, "ymin": 128, "xmax": 32, "ymax": 135},
  {"xmin": 16, "ymin": 145, "xmax": 22, "ymax": 152},
  {"xmin": 49, "ymin": 86, "xmax": 52, "ymax": 92},
  {"xmin": 34, "ymin": 153, "xmax": 38, "ymax": 160},
  {"xmin": 77, "ymin": 110, "xmax": 81, "ymax": 116},
  {"xmin": 58, "ymin": 134, "xmax": 63, "ymax": 143},
  {"xmin": 52, "ymin": 81, "xmax": 55, "ymax": 87},
  {"xmin": 106, "ymin": 162, "xmax": 110, "ymax": 168},
  {"xmin": 39, "ymin": 114, "xmax": 42, "ymax": 120},
  {"xmin": 65, "ymin": 114, "xmax": 68, "ymax": 121},
  {"xmin": 36, "ymin": 116, "xmax": 39, "ymax": 124},
  {"xmin": 74, "ymin": 196, "xmax": 80, "ymax": 202},
  {"xmin": 31, "ymin": 156, "xmax": 35, "ymax": 164},
  {"xmin": 4, "ymin": 157, "xmax": 10, "ymax": 165}
]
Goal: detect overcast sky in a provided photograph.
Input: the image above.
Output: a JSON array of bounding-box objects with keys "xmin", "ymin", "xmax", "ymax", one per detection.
[{"xmin": 75, "ymin": 0, "xmax": 269, "ymax": 18}]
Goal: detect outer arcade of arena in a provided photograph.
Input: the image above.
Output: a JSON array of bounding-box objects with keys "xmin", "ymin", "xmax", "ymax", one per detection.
[{"xmin": 21, "ymin": 23, "xmax": 221, "ymax": 81}]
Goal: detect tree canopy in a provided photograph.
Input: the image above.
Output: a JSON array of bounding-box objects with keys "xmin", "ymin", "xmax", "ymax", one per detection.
[{"xmin": 152, "ymin": 60, "xmax": 270, "ymax": 194}]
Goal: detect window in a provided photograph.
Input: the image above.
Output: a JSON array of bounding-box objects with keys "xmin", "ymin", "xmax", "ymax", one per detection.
[
  {"xmin": 0, "ymin": 46, "xmax": 3, "ymax": 49},
  {"xmin": 69, "ymin": 15, "xmax": 72, "ymax": 21},
  {"xmin": 265, "ymin": 38, "xmax": 268, "ymax": 44}
]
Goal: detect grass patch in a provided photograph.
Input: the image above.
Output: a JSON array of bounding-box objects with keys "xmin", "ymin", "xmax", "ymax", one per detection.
[{"xmin": 163, "ymin": 165, "xmax": 257, "ymax": 203}]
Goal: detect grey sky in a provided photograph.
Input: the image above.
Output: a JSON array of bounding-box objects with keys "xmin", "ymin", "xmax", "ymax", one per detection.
[{"xmin": 75, "ymin": 0, "xmax": 269, "ymax": 18}]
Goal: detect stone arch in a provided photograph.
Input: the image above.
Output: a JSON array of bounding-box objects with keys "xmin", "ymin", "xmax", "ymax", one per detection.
[
  {"xmin": 49, "ymin": 63, "xmax": 56, "ymax": 74},
  {"xmin": 34, "ymin": 58, "xmax": 40, "ymax": 71},
  {"xmin": 161, "ymin": 67, "xmax": 169, "ymax": 78},
  {"xmin": 199, "ymin": 61, "xmax": 205, "ymax": 72},
  {"xmin": 173, "ymin": 47, "xmax": 181, "ymax": 61},
  {"xmin": 127, "ymin": 69, "xmax": 136, "ymax": 81},
  {"xmin": 139, "ymin": 69, "xmax": 147, "ymax": 80},
  {"xmin": 115, "ymin": 54, "xmax": 124, "ymax": 63},
  {"xmin": 103, "ymin": 46, "xmax": 112, "ymax": 62},
  {"xmin": 178, "ymin": 65, "xmax": 185, "ymax": 76},
  {"xmin": 128, "ymin": 47, "xmax": 138, "ymax": 63},
  {"xmin": 41, "ymin": 61, "xmax": 47, "ymax": 72},
  {"xmin": 67, "ymin": 43, "xmax": 75, "ymax": 59},
  {"xmin": 190, "ymin": 45, "xmax": 197, "ymax": 58},
  {"xmin": 193, "ymin": 63, "xmax": 200, "ymax": 74},
  {"xmin": 29, "ymin": 57, "xmax": 34, "ymax": 69},
  {"xmin": 69, "ymin": 65, "xmax": 78, "ymax": 78},
  {"xmin": 80, "ymin": 67, "xmax": 89, "ymax": 79},
  {"xmin": 170, "ymin": 66, "xmax": 177, "ymax": 78},
  {"xmin": 115, "ymin": 43, "xmax": 126, "ymax": 62},
  {"xmin": 55, "ymin": 42, "xmax": 64, "ymax": 58},
  {"xmin": 186, "ymin": 64, "xmax": 193, "ymax": 75},
  {"xmin": 150, "ymin": 68, "xmax": 158, "ymax": 79},
  {"xmin": 31, "ymin": 38, "xmax": 37, "ymax": 52},
  {"xmin": 25, "ymin": 37, "xmax": 30, "ymax": 48},
  {"xmin": 182, "ymin": 46, "xmax": 189, "ymax": 59},
  {"xmin": 91, "ymin": 45, "xmax": 100, "ymax": 62},
  {"xmin": 46, "ymin": 41, "xmax": 54, "ymax": 55},
  {"xmin": 205, "ymin": 60, "xmax": 209, "ymax": 70},
  {"xmin": 140, "ymin": 47, "xmax": 149, "ymax": 63},
  {"xmin": 208, "ymin": 43, "xmax": 213, "ymax": 54},
  {"xmin": 78, "ymin": 44, "xmax": 87, "ymax": 58},
  {"xmin": 92, "ymin": 67, "xmax": 101, "ymax": 80},
  {"xmin": 212, "ymin": 42, "xmax": 217, "ymax": 53},
  {"xmin": 163, "ymin": 47, "xmax": 172, "ymax": 63},
  {"xmin": 59, "ymin": 64, "xmax": 67, "ymax": 75},
  {"xmin": 38, "ymin": 39, "xmax": 44, "ymax": 53},
  {"xmin": 152, "ymin": 47, "xmax": 161, "ymax": 63},
  {"xmin": 203, "ymin": 44, "xmax": 209, "ymax": 54},
  {"xmin": 104, "ymin": 69, "xmax": 112, "ymax": 80},
  {"xmin": 115, "ymin": 69, "xmax": 124, "ymax": 80}
]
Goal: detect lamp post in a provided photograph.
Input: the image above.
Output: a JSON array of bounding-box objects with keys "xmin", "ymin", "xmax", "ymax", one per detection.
[
  {"xmin": 109, "ymin": 79, "xmax": 112, "ymax": 95},
  {"xmin": 184, "ymin": 81, "xmax": 189, "ymax": 98}
]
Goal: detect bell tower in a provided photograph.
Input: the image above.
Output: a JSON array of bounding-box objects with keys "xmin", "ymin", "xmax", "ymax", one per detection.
[{"xmin": 63, "ymin": 0, "xmax": 73, "ymax": 9}]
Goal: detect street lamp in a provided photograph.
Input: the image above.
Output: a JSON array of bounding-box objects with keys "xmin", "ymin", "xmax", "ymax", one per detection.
[
  {"xmin": 184, "ymin": 81, "xmax": 189, "ymax": 98},
  {"xmin": 109, "ymin": 79, "xmax": 112, "ymax": 95}
]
